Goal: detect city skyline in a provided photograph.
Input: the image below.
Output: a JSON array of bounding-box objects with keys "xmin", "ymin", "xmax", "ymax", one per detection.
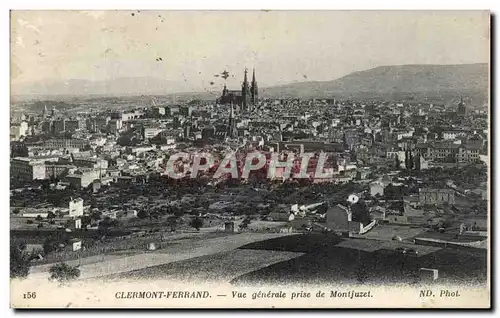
[{"xmin": 11, "ymin": 10, "xmax": 489, "ymax": 94}]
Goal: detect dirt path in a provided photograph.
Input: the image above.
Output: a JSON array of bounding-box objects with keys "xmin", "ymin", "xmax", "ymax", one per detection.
[{"xmin": 29, "ymin": 232, "xmax": 297, "ymax": 280}]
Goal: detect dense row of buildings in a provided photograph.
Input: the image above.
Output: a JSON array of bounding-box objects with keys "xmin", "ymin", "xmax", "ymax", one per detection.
[{"xmin": 10, "ymin": 91, "xmax": 487, "ymax": 189}]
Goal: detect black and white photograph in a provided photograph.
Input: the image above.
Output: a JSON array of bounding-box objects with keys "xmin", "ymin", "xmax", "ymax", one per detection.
[{"xmin": 9, "ymin": 10, "xmax": 490, "ymax": 308}]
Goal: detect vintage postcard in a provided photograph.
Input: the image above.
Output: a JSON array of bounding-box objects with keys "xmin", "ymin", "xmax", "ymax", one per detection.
[{"xmin": 9, "ymin": 10, "xmax": 490, "ymax": 308}]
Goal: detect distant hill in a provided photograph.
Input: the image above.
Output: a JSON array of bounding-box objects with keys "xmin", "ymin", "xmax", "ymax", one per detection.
[
  {"xmin": 12, "ymin": 63, "xmax": 489, "ymax": 106},
  {"xmin": 261, "ymin": 63, "xmax": 489, "ymax": 103},
  {"xmin": 11, "ymin": 77, "xmax": 198, "ymax": 97}
]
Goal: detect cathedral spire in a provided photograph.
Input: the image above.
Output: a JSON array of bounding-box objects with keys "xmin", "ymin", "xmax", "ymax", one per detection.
[
  {"xmin": 228, "ymin": 101, "xmax": 235, "ymax": 137},
  {"xmin": 242, "ymin": 68, "xmax": 250, "ymax": 111},
  {"xmin": 250, "ymin": 67, "xmax": 258, "ymax": 106},
  {"xmin": 243, "ymin": 67, "xmax": 248, "ymax": 85}
]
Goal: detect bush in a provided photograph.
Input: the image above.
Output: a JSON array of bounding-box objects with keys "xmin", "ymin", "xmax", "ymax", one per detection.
[
  {"xmin": 49, "ymin": 263, "xmax": 80, "ymax": 282},
  {"xmin": 351, "ymin": 200, "xmax": 371, "ymax": 226},
  {"xmin": 190, "ymin": 217, "xmax": 203, "ymax": 231},
  {"xmin": 173, "ymin": 210, "xmax": 185, "ymax": 217},
  {"xmin": 239, "ymin": 218, "xmax": 252, "ymax": 230},
  {"xmin": 10, "ymin": 243, "xmax": 30, "ymax": 279},
  {"xmin": 137, "ymin": 209, "xmax": 150, "ymax": 219},
  {"xmin": 43, "ymin": 237, "xmax": 57, "ymax": 255}
]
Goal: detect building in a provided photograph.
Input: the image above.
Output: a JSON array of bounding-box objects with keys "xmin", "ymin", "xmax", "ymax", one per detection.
[
  {"xmin": 10, "ymin": 121, "xmax": 29, "ymax": 141},
  {"xmin": 69, "ymin": 239, "xmax": 82, "ymax": 251},
  {"xmin": 11, "ymin": 156, "xmax": 59, "ymax": 182},
  {"xmin": 45, "ymin": 164, "xmax": 76, "ymax": 179},
  {"xmin": 52, "ymin": 119, "xmax": 66, "ymax": 134},
  {"xmin": 370, "ymin": 181, "xmax": 385, "ymax": 197},
  {"xmin": 414, "ymin": 155, "xmax": 429, "ymax": 170},
  {"xmin": 416, "ymin": 142, "xmax": 481, "ymax": 163},
  {"xmin": 107, "ymin": 119, "xmax": 122, "ymax": 133},
  {"xmin": 217, "ymin": 68, "xmax": 258, "ymax": 111},
  {"xmin": 457, "ymin": 144, "xmax": 481, "ymax": 163},
  {"xmin": 326, "ymin": 204, "xmax": 351, "ymax": 232},
  {"xmin": 66, "ymin": 218, "xmax": 82, "ymax": 230},
  {"xmin": 70, "ymin": 156, "xmax": 108, "ymax": 169},
  {"xmin": 419, "ymin": 188, "xmax": 455, "ymax": 205},
  {"xmin": 65, "ymin": 169, "xmax": 103, "ymax": 188},
  {"xmin": 42, "ymin": 139, "xmax": 90, "ymax": 150},
  {"xmin": 143, "ymin": 127, "xmax": 163, "ymax": 140},
  {"xmin": 114, "ymin": 110, "xmax": 145, "ymax": 122},
  {"xmin": 64, "ymin": 120, "xmax": 79, "ymax": 133},
  {"xmin": 180, "ymin": 106, "xmax": 194, "ymax": 117},
  {"xmin": 370, "ymin": 206, "xmax": 386, "ymax": 221},
  {"xmin": 442, "ymin": 130, "xmax": 464, "ymax": 141},
  {"xmin": 152, "ymin": 107, "xmax": 166, "ymax": 117},
  {"xmin": 86, "ymin": 117, "xmax": 110, "ymax": 133},
  {"xmin": 68, "ymin": 198, "xmax": 84, "ymax": 217}
]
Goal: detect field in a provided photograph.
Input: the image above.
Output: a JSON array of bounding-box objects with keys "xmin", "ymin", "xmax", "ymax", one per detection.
[
  {"xmin": 26, "ymin": 228, "xmax": 488, "ymax": 287},
  {"xmin": 105, "ymin": 249, "xmax": 304, "ymax": 282},
  {"xmin": 362, "ymin": 224, "xmax": 424, "ymax": 241},
  {"xmin": 97, "ymin": 233, "xmax": 488, "ymax": 286},
  {"xmin": 28, "ymin": 232, "xmax": 296, "ymax": 280},
  {"xmin": 231, "ymin": 234, "xmax": 487, "ymax": 286}
]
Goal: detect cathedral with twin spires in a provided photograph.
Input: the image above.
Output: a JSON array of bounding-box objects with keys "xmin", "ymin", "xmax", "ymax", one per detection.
[{"xmin": 217, "ymin": 68, "xmax": 258, "ymax": 112}]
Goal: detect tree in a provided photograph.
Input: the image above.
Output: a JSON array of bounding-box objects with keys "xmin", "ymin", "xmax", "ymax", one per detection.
[
  {"xmin": 98, "ymin": 216, "xmax": 116, "ymax": 236},
  {"xmin": 10, "ymin": 243, "xmax": 30, "ymax": 279},
  {"xmin": 414, "ymin": 155, "xmax": 421, "ymax": 171},
  {"xmin": 190, "ymin": 217, "xmax": 203, "ymax": 231},
  {"xmin": 351, "ymin": 200, "xmax": 371, "ymax": 226},
  {"xmin": 150, "ymin": 211, "xmax": 162, "ymax": 220},
  {"xmin": 91, "ymin": 211, "xmax": 102, "ymax": 221},
  {"xmin": 355, "ymin": 261, "xmax": 369, "ymax": 284},
  {"xmin": 342, "ymin": 133, "xmax": 349, "ymax": 150},
  {"xmin": 384, "ymin": 184, "xmax": 401, "ymax": 200},
  {"xmin": 395, "ymin": 156, "xmax": 401, "ymax": 169},
  {"xmin": 239, "ymin": 218, "xmax": 251, "ymax": 230},
  {"xmin": 47, "ymin": 211, "xmax": 56, "ymax": 220},
  {"xmin": 81, "ymin": 215, "xmax": 92, "ymax": 228},
  {"xmin": 173, "ymin": 209, "xmax": 185, "ymax": 217},
  {"xmin": 35, "ymin": 215, "xmax": 43, "ymax": 222},
  {"xmin": 408, "ymin": 152, "xmax": 414, "ymax": 170},
  {"xmin": 349, "ymin": 149, "xmax": 357, "ymax": 162},
  {"xmin": 137, "ymin": 209, "xmax": 150, "ymax": 220},
  {"xmin": 166, "ymin": 217, "xmax": 178, "ymax": 231},
  {"xmin": 49, "ymin": 263, "xmax": 80, "ymax": 282},
  {"xmin": 43, "ymin": 236, "xmax": 58, "ymax": 255}
]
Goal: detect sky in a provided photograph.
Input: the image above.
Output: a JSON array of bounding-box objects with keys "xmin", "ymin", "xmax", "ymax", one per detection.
[{"xmin": 11, "ymin": 10, "xmax": 490, "ymax": 92}]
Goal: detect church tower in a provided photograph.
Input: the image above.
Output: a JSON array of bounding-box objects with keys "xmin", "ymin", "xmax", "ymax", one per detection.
[
  {"xmin": 222, "ymin": 84, "xmax": 228, "ymax": 97},
  {"xmin": 251, "ymin": 68, "xmax": 259, "ymax": 107},
  {"xmin": 241, "ymin": 68, "xmax": 250, "ymax": 111},
  {"xmin": 228, "ymin": 101, "xmax": 235, "ymax": 137},
  {"xmin": 457, "ymin": 96, "xmax": 466, "ymax": 116}
]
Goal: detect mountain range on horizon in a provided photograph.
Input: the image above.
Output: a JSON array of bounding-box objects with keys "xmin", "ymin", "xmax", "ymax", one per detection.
[{"xmin": 11, "ymin": 63, "xmax": 489, "ymax": 102}]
